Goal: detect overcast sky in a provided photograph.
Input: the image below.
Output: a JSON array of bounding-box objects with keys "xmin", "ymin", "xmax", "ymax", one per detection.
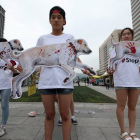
[{"xmin": 1, "ymin": 0, "xmax": 132, "ymax": 73}]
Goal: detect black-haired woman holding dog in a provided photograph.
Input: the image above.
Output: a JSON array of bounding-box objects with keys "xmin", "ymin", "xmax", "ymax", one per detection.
[
  {"xmin": 0, "ymin": 38, "xmax": 22, "ymax": 137},
  {"xmin": 36, "ymin": 6, "xmax": 91, "ymax": 140},
  {"xmin": 107, "ymin": 28, "xmax": 140, "ymax": 140}
]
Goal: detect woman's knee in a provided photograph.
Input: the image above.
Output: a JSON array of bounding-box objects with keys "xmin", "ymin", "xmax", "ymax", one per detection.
[
  {"xmin": 46, "ymin": 112, "xmax": 55, "ymax": 120},
  {"xmin": 60, "ymin": 113, "xmax": 70, "ymax": 121},
  {"xmin": 1, "ymin": 102, "xmax": 9, "ymax": 110},
  {"xmin": 117, "ymin": 105, "xmax": 125, "ymax": 111},
  {"xmin": 128, "ymin": 104, "xmax": 136, "ymax": 111}
]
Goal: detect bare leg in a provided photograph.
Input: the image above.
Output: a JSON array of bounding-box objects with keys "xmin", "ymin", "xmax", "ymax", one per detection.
[
  {"xmin": 70, "ymin": 96, "xmax": 74, "ymax": 116},
  {"xmin": 58, "ymin": 93, "xmax": 72, "ymax": 140},
  {"xmin": 116, "ymin": 89, "xmax": 130, "ymax": 139},
  {"xmin": 55, "ymin": 94, "xmax": 58, "ymax": 103},
  {"xmin": 128, "ymin": 89, "xmax": 140, "ymax": 139},
  {"xmin": 41, "ymin": 94, "xmax": 55, "ymax": 140}
]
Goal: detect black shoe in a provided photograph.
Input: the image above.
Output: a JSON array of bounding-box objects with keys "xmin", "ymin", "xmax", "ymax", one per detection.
[
  {"xmin": 71, "ymin": 118, "xmax": 78, "ymax": 125},
  {"xmin": 58, "ymin": 120, "xmax": 62, "ymax": 126}
]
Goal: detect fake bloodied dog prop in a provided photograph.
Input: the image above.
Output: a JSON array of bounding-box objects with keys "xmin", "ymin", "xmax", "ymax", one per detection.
[
  {"xmin": 109, "ymin": 40, "xmax": 140, "ymax": 70},
  {"xmin": 1, "ymin": 39, "xmax": 96, "ymax": 99}
]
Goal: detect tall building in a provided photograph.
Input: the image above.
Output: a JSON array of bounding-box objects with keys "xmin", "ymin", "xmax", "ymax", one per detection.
[
  {"xmin": 130, "ymin": 0, "xmax": 140, "ymax": 41},
  {"xmin": 0, "ymin": 5, "xmax": 6, "ymax": 38},
  {"xmin": 99, "ymin": 29, "xmax": 121, "ymax": 75}
]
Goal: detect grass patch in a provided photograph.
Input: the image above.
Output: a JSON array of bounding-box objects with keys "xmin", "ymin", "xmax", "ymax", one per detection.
[
  {"xmin": 10, "ymin": 89, "xmax": 42, "ymax": 102},
  {"xmin": 9, "ymin": 86, "xmax": 116, "ymax": 103},
  {"xmin": 73, "ymin": 86, "xmax": 116, "ymax": 103}
]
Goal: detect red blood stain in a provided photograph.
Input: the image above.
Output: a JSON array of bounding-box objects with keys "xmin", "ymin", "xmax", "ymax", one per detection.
[
  {"xmin": 0, "ymin": 51, "xmax": 6, "ymax": 55},
  {"xmin": 122, "ymin": 58, "xmax": 125, "ymax": 63},
  {"xmin": 55, "ymin": 50, "xmax": 60, "ymax": 53},
  {"xmin": 5, "ymin": 64, "xmax": 7, "ymax": 66},
  {"xmin": 126, "ymin": 42, "xmax": 136, "ymax": 53},
  {"xmin": 130, "ymin": 47, "xmax": 136, "ymax": 53},
  {"xmin": 10, "ymin": 60, "xmax": 16, "ymax": 66}
]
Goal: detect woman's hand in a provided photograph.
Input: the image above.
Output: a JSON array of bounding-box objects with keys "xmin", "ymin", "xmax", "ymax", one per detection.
[
  {"xmin": 16, "ymin": 65, "xmax": 23, "ymax": 72},
  {"xmin": 8, "ymin": 64, "xmax": 18, "ymax": 73},
  {"xmin": 8, "ymin": 64, "xmax": 22, "ymax": 73},
  {"xmin": 36, "ymin": 71, "xmax": 40, "ymax": 76},
  {"xmin": 36, "ymin": 67, "xmax": 41, "ymax": 76},
  {"xmin": 82, "ymin": 67, "xmax": 93, "ymax": 76},
  {"xmin": 107, "ymin": 64, "xmax": 117, "ymax": 75},
  {"xmin": 107, "ymin": 68, "xmax": 115, "ymax": 75},
  {"xmin": 78, "ymin": 57, "xmax": 93, "ymax": 76}
]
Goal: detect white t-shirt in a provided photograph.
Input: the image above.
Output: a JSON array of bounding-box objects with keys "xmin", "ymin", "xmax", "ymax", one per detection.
[
  {"xmin": 36, "ymin": 33, "xmax": 75, "ymax": 89},
  {"xmin": 112, "ymin": 54, "xmax": 140, "ymax": 87},
  {"xmin": 0, "ymin": 59, "xmax": 15, "ymax": 90}
]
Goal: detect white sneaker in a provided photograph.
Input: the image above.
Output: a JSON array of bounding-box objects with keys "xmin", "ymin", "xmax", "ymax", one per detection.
[{"xmin": 0, "ymin": 125, "xmax": 6, "ymax": 137}]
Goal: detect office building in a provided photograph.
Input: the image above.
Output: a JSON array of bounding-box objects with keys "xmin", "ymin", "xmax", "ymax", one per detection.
[
  {"xmin": 130, "ymin": 0, "xmax": 140, "ymax": 41},
  {"xmin": 0, "ymin": 5, "xmax": 6, "ymax": 38},
  {"xmin": 99, "ymin": 29, "xmax": 121, "ymax": 75}
]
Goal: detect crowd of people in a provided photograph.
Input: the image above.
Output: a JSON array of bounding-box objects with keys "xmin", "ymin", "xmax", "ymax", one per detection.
[{"xmin": 0, "ymin": 5, "xmax": 140, "ymax": 140}]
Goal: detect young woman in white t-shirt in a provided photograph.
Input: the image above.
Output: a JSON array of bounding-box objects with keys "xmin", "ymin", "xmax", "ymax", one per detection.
[
  {"xmin": 36, "ymin": 6, "xmax": 91, "ymax": 140},
  {"xmin": 0, "ymin": 38, "xmax": 22, "ymax": 137},
  {"xmin": 107, "ymin": 28, "xmax": 140, "ymax": 140}
]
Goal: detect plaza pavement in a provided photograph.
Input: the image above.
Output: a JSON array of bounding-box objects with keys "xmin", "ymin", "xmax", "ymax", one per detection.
[{"xmin": 0, "ymin": 84, "xmax": 140, "ymax": 140}]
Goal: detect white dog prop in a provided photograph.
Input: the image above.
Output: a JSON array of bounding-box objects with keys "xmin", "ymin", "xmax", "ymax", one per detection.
[
  {"xmin": 0, "ymin": 39, "xmax": 24, "ymax": 66},
  {"xmin": 6, "ymin": 39, "xmax": 96, "ymax": 99},
  {"xmin": 109, "ymin": 40, "xmax": 140, "ymax": 70}
]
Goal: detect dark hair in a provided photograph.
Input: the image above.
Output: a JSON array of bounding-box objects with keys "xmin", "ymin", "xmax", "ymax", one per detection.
[
  {"xmin": 49, "ymin": 6, "xmax": 66, "ymax": 19},
  {"xmin": 120, "ymin": 27, "xmax": 134, "ymax": 40},
  {"xmin": 49, "ymin": 6, "xmax": 66, "ymax": 31},
  {"xmin": 0, "ymin": 37, "xmax": 7, "ymax": 42}
]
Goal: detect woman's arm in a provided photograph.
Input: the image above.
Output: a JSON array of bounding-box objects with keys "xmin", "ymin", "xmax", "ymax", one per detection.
[
  {"xmin": 77, "ymin": 58, "xmax": 93, "ymax": 76},
  {"xmin": 107, "ymin": 63, "xmax": 117, "ymax": 75},
  {"xmin": 15, "ymin": 65, "xmax": 23, "ymax": 73}
]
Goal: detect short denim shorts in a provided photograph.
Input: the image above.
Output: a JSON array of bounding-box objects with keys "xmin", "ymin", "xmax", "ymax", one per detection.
[
  {"xmin": 39, "ymin": 88, "xmax": 73, "ymax": 95},
  {"xmin": 115, "ymin": 87, "xmax": 140, "ymax": 90}
]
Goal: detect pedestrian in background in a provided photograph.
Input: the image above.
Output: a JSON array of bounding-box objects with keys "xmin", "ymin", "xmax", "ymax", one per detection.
[
  {"xmin": 105, "ymin": 77, "xmax": 110, "ymax": 90},
  {"xmin": 86, "ymin": 77, "xmax": 89, "ymax": 86},
  {"xmin": 92, "ymin": 78, "xmax": 95, "ymax": 86},
  {"xmin": 77, "ymin": 76, "xmax": 80, "ymax": 86}
]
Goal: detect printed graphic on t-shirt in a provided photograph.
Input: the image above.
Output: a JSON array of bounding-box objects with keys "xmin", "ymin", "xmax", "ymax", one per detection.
[
  {"xmin": 0, "ymin": 63, "xmax": 7, "ymax": 70},
  {"xmin": 122, "ymin": 57, "xmax": 139, "ymax": 64},
  {"xmin": 125, "ymin": 42, "xmax": 136, "ymax": 54},
  {"xmin": 125, "ymin": 58, "xmax": 139, "ymax": 63},
  {"xmin": 109, "ymin": 41, "xmax": 140, "ymax": 70},
  {"xmin": 122, "ymin": 58, "xmax": 125, "ymax": 63}
]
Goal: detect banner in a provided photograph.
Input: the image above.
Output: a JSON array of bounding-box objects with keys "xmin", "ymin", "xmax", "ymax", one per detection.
[
  {"xmin": 28, "ymin": 74, "xmax": 36, "ymax": 96},
  {"xmin": 28, "ymin": 84, "xmax": 36, "ymax": 96}
]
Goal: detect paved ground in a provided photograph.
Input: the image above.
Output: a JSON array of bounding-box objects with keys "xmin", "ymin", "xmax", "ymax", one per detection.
[{"xmin": 0, "ymin": 84, "xmax": 140, "ymax": 140}]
